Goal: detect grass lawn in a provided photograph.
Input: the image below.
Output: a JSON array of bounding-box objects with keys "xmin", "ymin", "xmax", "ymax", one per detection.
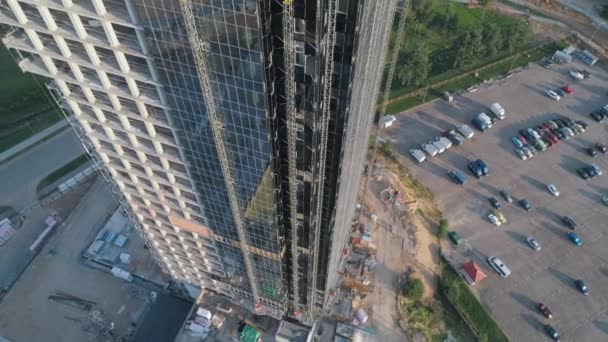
[
  {"xmin": 37, "ymin": 153, "xmax": 91, "ymax": 192},
  {"xmin": 0, "ymin": 41, "xmax": 50, "ymax": 124},
  {"xmin": 384, "ymin": 40, "xmax": 566, "ymax": 114},
  {"xmin": 387, "ymin": 1, "xmax": 533, "ymax": 101},
  {"xmin": 0, "ymin": 110, "xmax": 64, "ymax": 153},
  {"xmin": 440, "ymin": 264, "xmax": 509, "ymax": 342}
]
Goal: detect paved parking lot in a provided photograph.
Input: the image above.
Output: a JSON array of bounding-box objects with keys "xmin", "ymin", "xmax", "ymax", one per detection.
[{"xmin": 381, "ymin": 60, "xmax": 608, "ymax": 341}]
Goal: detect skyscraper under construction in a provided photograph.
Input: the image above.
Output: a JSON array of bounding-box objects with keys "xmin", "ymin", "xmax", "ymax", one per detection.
[{"xmin": 0, "ymin": 0, "xmax": 395, "ymax": 320}]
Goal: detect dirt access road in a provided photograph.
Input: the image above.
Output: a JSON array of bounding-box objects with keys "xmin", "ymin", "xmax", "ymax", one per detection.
[{"xmin": 363, "ymin": 162, "xmax": 442, "ymax": 341}]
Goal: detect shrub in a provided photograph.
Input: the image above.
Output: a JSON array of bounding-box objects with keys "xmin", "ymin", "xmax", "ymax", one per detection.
[
  {"xmin": 403, "ymin": 277, "xmax": 425, "ymax": 301},
  {"xmin": 438, "ymin": 218, "xmax": 449, "ymax": 238}
]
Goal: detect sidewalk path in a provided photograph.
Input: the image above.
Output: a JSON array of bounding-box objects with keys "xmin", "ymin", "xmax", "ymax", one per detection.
[{"xmin": 0, "ymin": 119, "xmax": 68, "ymax": 164}]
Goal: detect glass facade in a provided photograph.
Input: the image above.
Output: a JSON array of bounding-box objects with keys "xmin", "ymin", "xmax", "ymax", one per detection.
[{"xmin": 0, "ymin": 0, "xmax": 396, "ymax": 320}]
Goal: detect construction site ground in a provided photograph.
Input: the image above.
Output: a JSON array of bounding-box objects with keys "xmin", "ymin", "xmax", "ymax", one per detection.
[
  {"xmin": 343, "ymin": 155, "xmax": 475, "ymax": 341},
  {"xmin": 0, "ymin": 180, "xmax": 156, "ymax": 342}
]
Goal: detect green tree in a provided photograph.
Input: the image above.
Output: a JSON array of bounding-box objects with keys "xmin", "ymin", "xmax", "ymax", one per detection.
[
  {"xmin": 479, "ymin": 0, "xmax": 493, "ymax": 7},
  {"xmin": 470, "ymin": 27, "xmax": 484, "ymax": 59},
  {"xmin": 396, "ymin": 43, "xmax": 431, "ymax": 86},
  {"xmin": 410, "ymin": 0, "xmax": 435, "ymax": 26},
  {"xmin": 482, "ymin": 24, "xmax": 502, "ymax": 57},
  {"xmin": 403, "ymin": 277, "xmax": 425, "ymax": 301},
  {"xmin": 444, "ymin": 2, "xmax": 457, "ymax": 31}
]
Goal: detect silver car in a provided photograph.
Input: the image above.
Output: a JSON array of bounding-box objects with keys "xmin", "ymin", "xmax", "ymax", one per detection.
[
  {"xmin": 526, "ymin": 237, "xmax": 541, "ymax": 251},
  {"xmin": 409, "ymin": 149, "xmax": 426, "ymax": 163},
  {"xmin": 421, "ymin": 143, "xmax": 438, "ymax": 157}
]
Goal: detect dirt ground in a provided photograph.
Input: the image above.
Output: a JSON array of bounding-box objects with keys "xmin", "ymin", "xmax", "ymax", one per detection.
[{"xmin": 361, "ymin": 152, "xmax": 447, "ymax": 340}]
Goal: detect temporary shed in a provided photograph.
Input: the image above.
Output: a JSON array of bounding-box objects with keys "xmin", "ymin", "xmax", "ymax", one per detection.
[{"xmin": 461, "ymin": 260, "xmax": 487, "ymax": 285}]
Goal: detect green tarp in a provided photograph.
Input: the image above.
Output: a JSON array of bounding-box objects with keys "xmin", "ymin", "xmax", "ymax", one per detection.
[{"xmin": 240, "ymin": 325, "xmax": 261, "ymax": 342}]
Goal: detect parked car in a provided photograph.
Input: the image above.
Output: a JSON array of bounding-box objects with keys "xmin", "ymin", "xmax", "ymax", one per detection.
[
  {"xmin": 488, "ymin": 256, "xmax": 510, "ymax": 278},
  {"xmin": 522, "ymin": 146, "xmax": 534, "ymax": 159},
  {"xmin": 590, "ymin": 111, "xmax": 605, "ymax": 122},
  {"xmin": 448, "ymin": 231, "xmax": 462, "ymax": 245},
  {"xmin": 568, "ymin": 232, "xmax": 582, "ymax": 246},
  {"xmin": 570, "ymin": 70, "xmax": 584, "ymax": 79},
  {"xmin": 488, "ymin": 213, "xmax": 502, "ymax": 226},
  {"xmin": 499, "ymin": 190, "xmax": 513, "ymax": 203},
  {"xmin": 515, "ymin": 148, "xmax": 527, "ymax": 160},
  {"xmin": 562, "ymin": 216, "xmax": 577, "ymax": 230},
  {"xmin": 519, "ymin": 199, "xmax": 532, "ymax": 211},
  {"xmin": 538, "ymin": 303, "xmax": 552, "ymax": 319},
  {"xmin": 546, "ymin": 90, "xmax": 561, "ymax": 101},
  {"xmin": 435, "ymin": 136, "xmax": 453, "ymax": 150},
  {"xmin": 547, "ymin": 184, "xmax": 559, "ymax": 197},
  {"xmin": 421, "ymin": 143, "xmax": 438, "ymax": 157},
  {"xmin": 544, "ymin": 325, "xmax": 560, "ymax": 341},
  {"xmin": 494, "ymin": 211, "xmax": 507, "ymax": 224},
  {"xmin": 602, "ymin": 195, "xmax": 608, "ymax": 206},
  {"xmin": 456, "ymin": 124, "xmax": 475, "ymax": 139},
  {"xmin": 448, "ymin": 169, "xmax": 467, "ymax": 185},
  {"xmin": 574, "ymin": 279, "xmax": 589, "ymax": 295},
  {"xmin": 576, "ymin": 120, "xmax": 588, "ymax": 129},
  {"xmin": 490, "ymin": 102, "xmax": 506, "ymax": 120},
  {"xmin": 587, "ymin": 147, "xmax": 598, "ymax": 158},
  {"xmin": 432, "ymin": 140, "xmax": 446, "ymax": 154},
  {"xmin": 590, "ymin": 164, "xmax": 603, "ymax": 176},
  {"xmin": 489, "ymin": 197, "xmax": 501, "ymax": 209},
  {"xmin": 577, "ymin": 168, "xmax": 591, "ymax": 180},
  {"xmin": 446, "ymin": 130, "xmax": 465, "ymax": 146},
  {"xmin": 561, "ymin": 85, "xmax": 574, "ymax": 94},
  {"xmin": 526, "ymin": 237, "xmax": 541, "ymax": 251},
  {"xmin": 443, "ymin": 91, "xmax": 453, "ymax": 102},
  {"xmin": 596, "ymin": 143, "xmax": 607, "ymax": 153},
  {"xmin": 409, "ymin": 149, "xmax": 426, "ymax": 163},
  {"xmin": 512, "ymin": 136, "xmax": 524, "ymax": 148}
]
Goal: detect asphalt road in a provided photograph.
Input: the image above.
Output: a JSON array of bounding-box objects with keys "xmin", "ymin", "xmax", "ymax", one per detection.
[
  {"xmin": 0, "ymin": 128, "xmax": 83, "ymax": 208},
  {"xmin": 381, "ymin": 60, "xmax": 608, "ymax": 342}
]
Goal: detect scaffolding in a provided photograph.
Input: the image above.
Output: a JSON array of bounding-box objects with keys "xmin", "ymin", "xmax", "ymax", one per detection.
[
  {"xmin": 281, "ymin": 0, "xmax": 300, "ymax": 312},
  {"xmin": 180, "ymin": 0, "xmax": 260, "ymax": 302},
  {"xmin": 362, "ymin": 0, "xmax": 409, "ymax": 199},
  {"xmin": 309, "ymin": 0, "xmax": 338, "ymax": 319}
]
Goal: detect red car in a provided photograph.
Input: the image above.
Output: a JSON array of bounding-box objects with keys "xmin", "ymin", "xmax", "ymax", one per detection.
[
  {"xmin": 561, "ymin": 85, "xmax": 574, "ymax": 94},
  {"xmin": 596, "ymin": 143, "xmax": 607, "ymax": 153},
  {"xmin": 538, "ymin": 303, "xmax": 553, "ymax": 319},
  {"xmin": 545, "ymin": 132, "xmax": 559, "ymax": 144}
]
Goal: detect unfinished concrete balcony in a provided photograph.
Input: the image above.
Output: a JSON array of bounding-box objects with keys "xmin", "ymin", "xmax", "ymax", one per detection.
[{"xmin": 18, "ymin": 55, "xmax": 53, "ymax": 77}]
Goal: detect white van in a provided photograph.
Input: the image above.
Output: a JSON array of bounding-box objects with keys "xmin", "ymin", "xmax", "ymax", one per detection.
[
  {"xmin": 488, "ymin": 256, "xmax": 511, "ymax": 278},
  {"xmin": 490, "ymin": 102, "xmax": 505, "ymax": 120}
]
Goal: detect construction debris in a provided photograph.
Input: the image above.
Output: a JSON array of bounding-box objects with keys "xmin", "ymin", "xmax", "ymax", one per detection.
[{"xmin": 48, "ymin": 291, "xmax": 97, "ymax": 311}]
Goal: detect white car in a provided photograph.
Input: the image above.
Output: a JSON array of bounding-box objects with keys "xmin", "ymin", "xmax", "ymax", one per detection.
[
  {"xmin": 456, "ymin": 124, "xmax": 475, "ymax": 139},
  {"xmin": 488, "ymin": 256, "xmax": 511, "ymax": 278},
  {"xmin": 488, "ymin": 213, "xmax": 502, "ymax": 226},
  {"xmin": 421, "ymin": 143, "xmax": 438, "ymax": 157},
  {"xmin": 526, "ymin": 237, "xmax": 541, "ymax": 251},
  {"xmin": 409, "ymin": 149, "xmax": 426, "ymax": 163},
  {"xmin": 547, "ymin": 184, "xmax": 559, "ymax": 197},
  {"xmin": 522, "ymin": 146, "xmax": 534, "ymax": 159},
  {"xmin": 432, "ymin": 141, "xmax": 445, "ymax": 154},
  {"xmin": 515, "ymin": 148, "xmax": 527, "ymax": 160},
  {"xmin": 569, "ymin": 70, "xmax": 584, "ymax": 80},
  {"xmin": 436, "ymin": 136, "xmax": 453, "ymax": 150},
  {"xmin": 546, "ymin": 90, "xmax": 561, "ymax": 101}
]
